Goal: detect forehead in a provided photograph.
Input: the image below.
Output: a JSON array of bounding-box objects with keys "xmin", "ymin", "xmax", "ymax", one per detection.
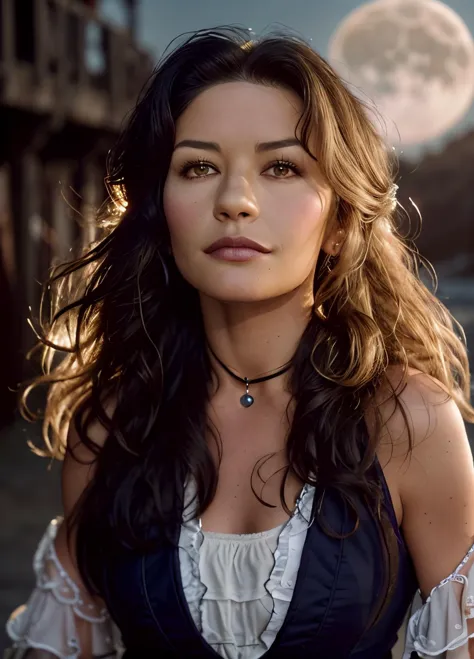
[{"xmin": 175, "ymin": 81, "xmax": 304, "ymax": 141}]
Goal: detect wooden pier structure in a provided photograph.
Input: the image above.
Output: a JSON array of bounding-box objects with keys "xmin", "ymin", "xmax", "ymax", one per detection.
[{"xmin": 0, "ymin": 0, "xmax": 152, "ymax": 425}]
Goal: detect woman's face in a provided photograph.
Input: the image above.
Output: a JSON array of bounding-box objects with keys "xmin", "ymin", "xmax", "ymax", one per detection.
[{"xmin": 164, "ymin": 81, "xmax": 337, "ymax": 303}]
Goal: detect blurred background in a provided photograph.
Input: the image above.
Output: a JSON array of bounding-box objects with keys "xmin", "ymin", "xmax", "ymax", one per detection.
[{"xmin": 0, "ymin": 0, "xmax": 473, "ymax": 651}]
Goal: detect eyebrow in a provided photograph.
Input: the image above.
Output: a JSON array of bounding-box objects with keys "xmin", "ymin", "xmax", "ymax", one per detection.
[{"xmin": 173, "ymin": 138, "xmax": 302, "ymax": 153}]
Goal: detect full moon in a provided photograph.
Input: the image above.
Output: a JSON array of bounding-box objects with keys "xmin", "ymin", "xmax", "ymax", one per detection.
[{"xmin": 328, "ymin": 0, "xmax": 474, "ymax": 146}]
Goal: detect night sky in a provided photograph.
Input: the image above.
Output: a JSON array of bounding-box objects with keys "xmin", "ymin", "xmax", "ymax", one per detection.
[{"xmin": 101, "ymin": 0, "xmax": 474, "ymax": 158}]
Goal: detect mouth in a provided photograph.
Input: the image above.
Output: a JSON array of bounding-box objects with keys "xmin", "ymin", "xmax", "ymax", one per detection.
[{"xmin": 204, "ymin": 237, "xmax": 271, "ymax": 255}]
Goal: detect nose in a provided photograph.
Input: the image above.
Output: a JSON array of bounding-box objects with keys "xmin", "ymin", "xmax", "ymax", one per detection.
[{"xmin": 213, "ymin": 175, "xmax": 259, "ymax": 223}]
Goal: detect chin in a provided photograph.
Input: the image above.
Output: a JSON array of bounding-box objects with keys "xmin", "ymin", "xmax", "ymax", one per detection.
[
  {"xmin": 176, "ymin": 261, "xmax": 309, "ymax": 304},
  {"xmin": 197, "ymin": 278, "xmax": 306, "ymax": 305},
  {"xmin": 198, "ymin": 283, "xmax": 274, "ymax": 303},
  {"xmin": 210, "ymin": 292, "xmax": 276, "ymax": 304}
]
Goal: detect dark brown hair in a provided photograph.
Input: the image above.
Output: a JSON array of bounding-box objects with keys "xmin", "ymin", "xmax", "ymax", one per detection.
[{"xmin": 21, "ymin": 27, "xmax": 473, "ymax": 624}]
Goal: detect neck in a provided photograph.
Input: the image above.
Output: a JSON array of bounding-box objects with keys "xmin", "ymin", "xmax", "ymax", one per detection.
[{"xmin": 200, "ymin": 283, "xmax": 314, "ymax": 396}]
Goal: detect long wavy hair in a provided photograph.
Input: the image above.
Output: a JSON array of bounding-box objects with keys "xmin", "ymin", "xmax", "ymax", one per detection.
[{"xmin": 21, "ymin": 27, "xmax": 473, "ymax": 622}]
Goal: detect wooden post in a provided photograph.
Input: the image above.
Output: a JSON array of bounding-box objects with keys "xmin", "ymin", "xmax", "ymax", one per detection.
[
  {"xmin": 0, "ymin": 163, "xmax": 21, "ymax": 425},
  {"xmin": 0, "ymin": 0, "xmax": 15, "ymax": 70},
  {"xmin": 0, "ymin": 164, "xmax": 16, "ymax": 288},
  {"xmin": 124, "ymin": 0, "xmax": 138, "ymax": 40},
  {"xmin": 10, "ymin": 151, "xmax": 43, "ymax": 349},
  {"xmin": 23, "ymin": 153, "xmax": 42, "ymax": 317},
  {"xmin": 48, "ymin": 161, "xmax": 74, "ymax": 263},
  {"xmin": 76, "ymin": 12, "xmax": 88, "ymax": 88},
  {"xmin": 53, "ymin": 0, "xmax": 68, "ymax": 120},
  {"xmin": 33, "ymin": 0, "xmax": 48, "ymax": 83},
  {"xmin": 106, "ymin": 28, "xmax": 124, "ymax": 123}
]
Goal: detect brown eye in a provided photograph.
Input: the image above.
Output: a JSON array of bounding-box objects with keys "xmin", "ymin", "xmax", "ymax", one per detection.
[
  {"xmin": 179, "ymin": 160, "xmax": 216, "ymax": 179},
  {"xmin": 273, "ymin": 164, "xmax": 291, "ymax": 177},
  {"xmin": 266, "ymin": 159, "xmax": 300, "ymax": 178},
  {"xmin": 190, "ymin": 164, "xmax": 211, "ymax": 177}
]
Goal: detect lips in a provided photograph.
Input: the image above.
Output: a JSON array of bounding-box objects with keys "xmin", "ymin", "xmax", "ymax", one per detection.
[{"xmin": 204, "ymin": 237, "xmax": 271, "ymax": 254}]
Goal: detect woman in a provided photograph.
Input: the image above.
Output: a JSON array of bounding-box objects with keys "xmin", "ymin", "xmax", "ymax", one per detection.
[{"xmin": 6, "ymin": 26, "xmax": 474, "ymax": 659}]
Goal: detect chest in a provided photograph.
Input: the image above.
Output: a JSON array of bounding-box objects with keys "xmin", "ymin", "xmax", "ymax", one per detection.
[
  {"xmin": 200, "ymin": 405, "xmax": 304, "ymax": 534},
  {"xmin": 104, "ymin": 487, "xmax": 417, "ymax": 659}
]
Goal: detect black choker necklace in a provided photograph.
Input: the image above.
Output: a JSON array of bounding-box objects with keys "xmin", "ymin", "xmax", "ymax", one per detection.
[{"xmin": 208, "ymin": 346, "xmax": 293, "ymax": 408}]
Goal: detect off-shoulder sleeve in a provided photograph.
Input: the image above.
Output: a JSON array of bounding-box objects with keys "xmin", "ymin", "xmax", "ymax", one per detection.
[
  {"xmin": 5, "ymin": 517, "xmax": 124, "ymax": 659},
  {"xmin": 403, "ymin": 542, "xmax": 474, "ymax": 658}
]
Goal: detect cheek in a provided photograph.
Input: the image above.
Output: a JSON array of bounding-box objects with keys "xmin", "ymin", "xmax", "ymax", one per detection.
[
  {"xmin": 163, "ymin": 185, "xmax": 201, "ymax": 245},
  {"xmin": 275, "ymin": 193, "xmax": 325, "ymax": 245}
]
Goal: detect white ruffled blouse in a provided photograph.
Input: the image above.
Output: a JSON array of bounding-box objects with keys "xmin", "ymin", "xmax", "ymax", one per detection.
[
  {"xmin": 5, "ymin": 478, "xmax": 474, "ymax": 659},
  {"xmin": 177, "ymin": 477, "xmax": 315, "ymax": 658}
]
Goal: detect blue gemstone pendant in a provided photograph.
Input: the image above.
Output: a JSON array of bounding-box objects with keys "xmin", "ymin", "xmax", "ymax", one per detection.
[
  {"xmin": 240, "ymin": 378, "xmax": 254, "ymax": 408},
  {"xmin": 240, "ymin": 393, "xmax": 254, "ymax": 408},
  {"xmin": 207, "ymin": 345, "xmax": 293, "ymax": 410}
]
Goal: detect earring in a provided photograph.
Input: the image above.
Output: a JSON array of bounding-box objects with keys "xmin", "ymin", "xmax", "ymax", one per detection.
[
  {"xmin": 325, "ymin": 254, "xmax": 336, "ymax": 273},
  {"xmin": 325, "ymin": 241, "xmax": 341, "ymax": 273}
]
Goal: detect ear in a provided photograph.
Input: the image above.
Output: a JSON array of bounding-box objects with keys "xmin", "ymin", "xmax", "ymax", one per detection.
[{"xmin": 321, "ymin": 225, "xmax": 345, "ymax": 257}]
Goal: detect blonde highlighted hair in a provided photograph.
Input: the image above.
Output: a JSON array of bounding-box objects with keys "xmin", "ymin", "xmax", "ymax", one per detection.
[{"xmin": 19, "ymin": 26, "xmax": 472, "ymax": 609}]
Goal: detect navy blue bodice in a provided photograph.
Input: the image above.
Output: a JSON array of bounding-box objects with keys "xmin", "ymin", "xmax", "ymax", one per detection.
[{"xmin": 101, "ymin": 463, "xmax": 418, "ymax": 658}]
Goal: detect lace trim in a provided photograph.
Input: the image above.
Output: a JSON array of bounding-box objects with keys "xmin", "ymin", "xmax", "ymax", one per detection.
[
  {"xmin": 436, "ymin": 542, "xmax": 474, "ymax": 590},
  {"xmin": 404, "ymin": 541, "xmax": 474, "ymax": 657},
  {"xmin": 178, "ymin": 478, "xmax": 207, "ymax": 632},
  {"xmin": 178, "ymin": 477, "xmax": 315, "ymax": 652},
  {"xmin": 33, "ymin": 518, "xmax": 108, "ymax": 621},
  {"xmin": 6, "ymin": 517, "xmax": 123, "ymax": 659},
  {"xmin": 260, "ymin": 483, "xmax": 315, "ymax": 649}
]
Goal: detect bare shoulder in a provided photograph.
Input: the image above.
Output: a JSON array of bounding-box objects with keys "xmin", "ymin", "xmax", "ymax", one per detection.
[
  {"xmin": 371, "ymin": 365, "xmax": 472, "ymax": 527},
  {"xmin": 382, "ymin": 365, "xmax": 473, "ymax": 502},
  {"xmin": 375, "ymin": 365, "xmax": 465, "ymax": 447},
  {"xmin": 369, "ymin": 366, "xmax": 474, "ymax": 595},
  {"xmin": 370, "ymin": 366, "xmax": 474, "ymax": 596},
  {"xmin": 372, "ymin": 365, "xmax": 458, "ymax": 455}
]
